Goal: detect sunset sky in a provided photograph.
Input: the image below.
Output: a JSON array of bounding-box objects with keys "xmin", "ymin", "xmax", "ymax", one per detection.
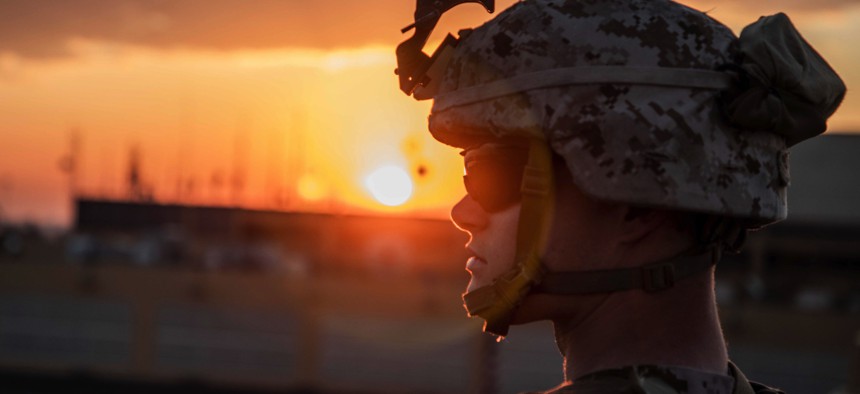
[{"xmin": 0, "ymin": 0, "xmax": 857, "ymax": 227}]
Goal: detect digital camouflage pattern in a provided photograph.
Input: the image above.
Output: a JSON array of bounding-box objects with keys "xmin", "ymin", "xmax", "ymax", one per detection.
[
  {"xmin": 522, "ymin": 363, "xmax": 785, "ymax": 394},
  {"xmin": 428, "ymin": 0, "xmax": 793, "ymax": 226},
  {"xmin": 539, "ymin": 364, "xmax": 734, "ymax": 394}
]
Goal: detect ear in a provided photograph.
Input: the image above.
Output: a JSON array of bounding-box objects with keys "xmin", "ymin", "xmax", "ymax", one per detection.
[{"xmin": 618, "ymin": 206, "xmax": 669, "ymax": 244}]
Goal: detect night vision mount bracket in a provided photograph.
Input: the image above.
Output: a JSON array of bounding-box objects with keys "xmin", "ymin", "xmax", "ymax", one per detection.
[{"xmin": 396, "ymin": 0, "xmax": 494, "ymax": 100}]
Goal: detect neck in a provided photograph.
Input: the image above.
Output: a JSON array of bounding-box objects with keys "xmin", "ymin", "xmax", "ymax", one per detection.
[{"xmin": 554, "ymin": 270, "xmax": 728, "ymax": 382}]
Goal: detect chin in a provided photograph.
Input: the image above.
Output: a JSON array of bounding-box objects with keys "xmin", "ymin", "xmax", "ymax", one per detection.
[{"xmin": 465, "ymin": 278, "xmax": 484, "ymax": 293}]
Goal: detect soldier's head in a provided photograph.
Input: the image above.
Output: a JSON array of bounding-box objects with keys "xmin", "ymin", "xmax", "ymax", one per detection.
[{"xmin": 396, "ymin": 0, "xmax": 845, "ymax": 336}]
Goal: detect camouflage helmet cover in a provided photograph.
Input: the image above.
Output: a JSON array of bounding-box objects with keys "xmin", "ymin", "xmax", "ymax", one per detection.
[{"xmin": 428, "ymin": 0, "xmax": 844, "ymax": 226}]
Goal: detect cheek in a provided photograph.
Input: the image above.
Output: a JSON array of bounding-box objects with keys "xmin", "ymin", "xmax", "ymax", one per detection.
[
  {"xmin": 542, "ymin": 216, "xmax": 586, "ymax": 272},
  {"xmin": 542, "ymin": 193, "xmax": 619, "ymax": 272},
  {"xmin": 485, "ymin": 205, "xmax": 521, "ymax": 275}
]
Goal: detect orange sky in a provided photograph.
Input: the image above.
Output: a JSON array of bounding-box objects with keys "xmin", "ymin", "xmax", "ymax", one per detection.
[{"xmin": 0, "ymin": 0, "xmax": 857, "ymax": 227}]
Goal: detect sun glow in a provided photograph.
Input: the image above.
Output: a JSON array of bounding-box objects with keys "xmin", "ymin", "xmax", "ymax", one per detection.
[
  {"xmin": 297, "ymin": 174, "xmax": 327, "ymax": 202},
  {"xmin": 365, "ymin": 166, "xmax": 414, "ymax": 207}
]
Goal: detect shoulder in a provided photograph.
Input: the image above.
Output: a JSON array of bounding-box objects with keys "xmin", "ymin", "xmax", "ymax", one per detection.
[
  {"xmin": 525, "ymin": 364, "xmax": 735, "ymax": 394},
  {"xmin": 521, "ymin": 363, "xmax": 784, "ymax": 394},
  {"xmin": 729, "ymin": 362, "xmax": 786, "ymax": 394},
  {"xmin": 748, "ymin": 382, "xmax": 785, "ymax": 393}
]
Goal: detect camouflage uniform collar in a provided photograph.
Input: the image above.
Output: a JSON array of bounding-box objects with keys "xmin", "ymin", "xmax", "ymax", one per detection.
[
  {"xmin": 727, "ymin": 362, "xmax": 785, "ymax": 394},
  {"xmin": 530, "ymin": 364, "xmax": 735, "ymax": 394}
]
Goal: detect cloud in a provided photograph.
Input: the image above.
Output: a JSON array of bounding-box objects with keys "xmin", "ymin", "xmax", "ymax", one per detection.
[
  {"xmin": 668, "ymin": 0, "xmax": 860, "ymax": 21},
  {"xmin": 0, "ymin": 0, "xmax": 512, "ymax": 60},
  {"xmin": 0, "ymin": 1, "xmax": 400, "ymax": 58},
  {"xmin": 715, "ymin": 0, "xmax": 860, "ymax": 11},
  {"xmin": 1, "ymin": 0, "xmax": 852, "ymax": 61}
]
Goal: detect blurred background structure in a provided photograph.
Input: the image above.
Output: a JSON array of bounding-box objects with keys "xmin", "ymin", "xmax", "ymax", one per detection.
[
  {"xmin": 1, "ymin": 1, "xmax": 859, "ymax": 393},
  {"xmin": 0, "ymin": 134, "xmax": 858, "ymax": 393}
]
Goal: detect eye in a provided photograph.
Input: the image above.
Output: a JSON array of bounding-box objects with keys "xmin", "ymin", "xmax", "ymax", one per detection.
[{"xmin": 462, "ymin": 158, "xmax": 527, "ymax": 213}]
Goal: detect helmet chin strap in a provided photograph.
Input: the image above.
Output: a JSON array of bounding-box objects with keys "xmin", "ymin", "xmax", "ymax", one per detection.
[
  {"xmin": 463, "ymin": 138, "xmax": 555, "ymax": 337},
  {"xmin": 533, "ymin": 247, "xmax": 720, "ymax": 295},
  {"xmin": 461, "ymin": 139, "xmax": 721, "ymax": 337}
]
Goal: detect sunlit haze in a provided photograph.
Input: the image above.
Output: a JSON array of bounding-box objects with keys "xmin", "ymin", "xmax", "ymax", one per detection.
[{"xmin": 0, "ymin": 0, "xmax": 857, "ymax": 227}]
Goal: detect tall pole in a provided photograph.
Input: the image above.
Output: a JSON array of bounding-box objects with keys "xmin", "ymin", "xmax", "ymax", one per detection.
[
  {"xmin": 231, "ymin": 121, "xmax": 247, "ymax": 207},
  {"xmin": 60, "ymin": 128, "xmax": 82, "ymax": 228},
  {"xmin": 69, "ymin": 129, "xmax": 80, "ymax": 199},
  {"xmin": 471, "ymin": 333, "xmax": 498, "ymax": 394}
]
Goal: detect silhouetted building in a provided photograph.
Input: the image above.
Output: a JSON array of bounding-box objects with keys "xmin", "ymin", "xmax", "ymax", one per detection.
[{"xmin": 72, "ymin": 199, "xmax": 469, "ymax": 278}]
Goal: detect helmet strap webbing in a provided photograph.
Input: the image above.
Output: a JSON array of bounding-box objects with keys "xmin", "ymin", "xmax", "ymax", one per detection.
[
  {"xmin": 462, "ymin": 139, "xmax": 555, "ymax": 337},
  {"xmin": 461, "ymin": 140, "xmax": 722, "ymax": 336},
  {"xmin": 533, "ymin": 247, "xmax": 720, "ymax": 295}
]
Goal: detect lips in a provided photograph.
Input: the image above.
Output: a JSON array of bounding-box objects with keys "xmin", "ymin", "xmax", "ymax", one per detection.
[{"xmin": 465, "ymin": 255, "xmax": 487, "ymax": 274}]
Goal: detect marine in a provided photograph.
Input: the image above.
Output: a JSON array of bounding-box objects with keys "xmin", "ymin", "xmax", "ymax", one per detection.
[{"xmin": 394, "ymin": 0, "xmax": 846, "ymax": 392}]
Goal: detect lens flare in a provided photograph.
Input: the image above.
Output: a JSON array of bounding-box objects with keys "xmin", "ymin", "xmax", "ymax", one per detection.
[{"xmin": 365, "ymin": 166, "xmax": 413, "ymax": 206}]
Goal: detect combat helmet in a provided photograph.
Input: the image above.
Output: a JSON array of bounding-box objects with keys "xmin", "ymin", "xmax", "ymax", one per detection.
[{"xmin": 395, "ymin": 0, "xmax": 845, "ymax": 336}]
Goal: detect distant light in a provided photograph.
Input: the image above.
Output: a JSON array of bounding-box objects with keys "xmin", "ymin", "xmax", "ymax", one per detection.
[
  {"xmin": 365, "ymin": 166, "xmax": 413, "ymax": 206},
  {"xmin": 297, "ymin": 174, "xmax": 326, "ymax": 201}
]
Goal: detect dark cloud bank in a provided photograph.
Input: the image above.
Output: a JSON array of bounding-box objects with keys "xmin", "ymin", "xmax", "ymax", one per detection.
[
  {"xmin": 0, "ymin": 0, "xmax": 415, "ymax": 58},
  {"xmin": 0, "ymin": 0, "xmax": 853, "ymax": 59}
]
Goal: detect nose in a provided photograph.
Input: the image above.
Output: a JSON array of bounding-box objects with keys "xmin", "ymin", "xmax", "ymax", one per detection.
[{"xmin": 450, "ymin": 194, "xmax": 488, "ymax": 234}]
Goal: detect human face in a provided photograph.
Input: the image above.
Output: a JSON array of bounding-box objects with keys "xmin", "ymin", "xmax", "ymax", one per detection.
[
  {"xmin": 451, "ymin": 196, "xmax": 520, "ymax": 293},
  {"xmin": 451, "ymin": 144, "xmax": 528, "ymax": 293},
  {"xmin": 451, "ymin": 144, "xmax": 623, "ymax": 295}
]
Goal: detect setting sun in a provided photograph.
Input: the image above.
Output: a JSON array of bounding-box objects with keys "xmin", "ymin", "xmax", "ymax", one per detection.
[
  {"xmin": 365, "ymin": 166, "xmax": 413, "ymax": 207},
  {"xmin": 0, "ymin": 0, "xmax": 857, "ymax": 227}
]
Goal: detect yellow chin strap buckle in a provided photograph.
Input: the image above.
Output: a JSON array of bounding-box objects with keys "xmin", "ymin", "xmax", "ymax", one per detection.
[{"xmin": 462, "ymin": 139, "xmax": 555, "ymax": 337}]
